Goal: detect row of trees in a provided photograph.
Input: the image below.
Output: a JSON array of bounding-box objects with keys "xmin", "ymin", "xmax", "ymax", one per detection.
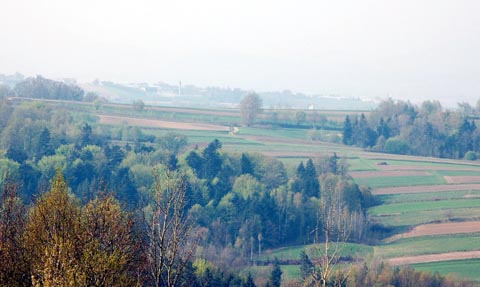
[
  {"xmin": 239, "ymin": 93, "xmax": 340, "ymax": 131},
  {"xmin": 0, "ymin": 76, "xmax": 91, "ymax": 102},
  {"xmin": 343, "ymin": 99, "xmax": 480, "ymax": 159}
]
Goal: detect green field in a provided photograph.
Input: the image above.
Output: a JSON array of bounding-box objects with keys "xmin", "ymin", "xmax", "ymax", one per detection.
[
  {"xmin": 377, "ymin": 190, "xmax": 480, "ymax": 204},
  {"xmin": 372, "ymin": 159, "xmax": 480, "ymax": 169},
  {"xmin": 354, "ymin": 174, "xmax": 446, "ymax": 188},
  {"xmin": 411, "ymin": 259, "xmax": 480, "ymax": 282},
  {"xmin": 375, "ymin": 233, "xmax": 480, "ymax": 258},
  {"xmin": 261, "ymin": 243, "xmax": 374, "ymax": 262},
  {"xmin": 346, "ymin": 157, "xmax": 380, "ymax": 171},
  {"xmin": 368, "ymin": 199, "xmax": 480, "ymax": 217},
  {"xmin": 237, "ymin": 127, "xmax": 312, "ymax": 140},
  {"xmin": 370, "ymin": 207, "xmax": 480, "ymax": 227},
  {"xmin": 435, "ymin": 170, "xmax": 480, "ymax": 176}
]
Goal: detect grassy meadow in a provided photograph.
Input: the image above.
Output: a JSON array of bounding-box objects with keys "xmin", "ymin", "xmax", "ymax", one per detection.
[{"xmin": 411, "ymin": 259, "xmax": 480, "ymax": 283}]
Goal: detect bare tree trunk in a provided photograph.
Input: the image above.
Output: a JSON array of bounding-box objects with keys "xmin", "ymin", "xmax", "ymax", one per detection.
[
  {"xmin": 146, "ymin": 168, "xmax": 197, "ymax": 287},
  {"xmin": 310, "ymin": 176, "xmax": 353, "ymax": 287}
]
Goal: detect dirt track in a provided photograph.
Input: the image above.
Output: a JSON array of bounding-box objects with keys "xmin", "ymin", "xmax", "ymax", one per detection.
[
  {"xmin": 98, "ymin": 115, "xmax": 230, "ymax": 131},
  {"xmin": 386, "ymin": 221, "xmax": 480, "ymax": 242},
  {"xmin": 372, "ymin": 184, "xmax": 480, "ymax": 195},
  {"xmin": 387, "ymin": 250, "xmax": 480, "ymax": 266}
]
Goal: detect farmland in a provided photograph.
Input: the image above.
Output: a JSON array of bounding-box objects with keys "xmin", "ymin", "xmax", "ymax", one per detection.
[
  {"xmin": 9, "ymin": 98, "xmax": 480, "ymax": 284},
  {"xmin": 85, "ymin": 101, "xmax": 480, "ymax": 283}
]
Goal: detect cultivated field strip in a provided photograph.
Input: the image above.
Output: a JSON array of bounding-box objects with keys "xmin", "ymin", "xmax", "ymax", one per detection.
[
  {"xmin": 385, "ymin": 221, "xmax": 480, "ymax": 242},
  {"xmin": 357, "ymin": 153, "xmax": 480, "ymax": 167},
  {"xmin": 386, "ymin": 251, "xmax": 480, "ymax": 266},
  {"xmin": 350, "ymin": 170, "xmax": 431, "ymax": 179},
  {"xmin": 372, "ymin": 184, "xmax": 480, "ymax": 195},
  {"xmin": 378, "ymin": 165, "xmax": 480, "ymax": 171},
  {"xmin": 98, "ymin": 114, "xmax": 230, "ymax": 131},
  {"xmin": 444, "ymin": 176, "xmax": 480, "ymax": 184}
]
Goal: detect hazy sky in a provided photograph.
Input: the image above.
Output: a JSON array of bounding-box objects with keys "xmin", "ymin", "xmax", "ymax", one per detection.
[{"xmin": 1, "ymin": 0, "xmax": 480, "ymax": 106}]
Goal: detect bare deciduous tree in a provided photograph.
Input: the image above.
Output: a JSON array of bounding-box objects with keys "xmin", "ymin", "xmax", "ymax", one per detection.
[
  {"xmin": 306, "ymin": 177, "xmax": 353, "ymax": 287},
  {"xmin": 146, "ymin": 168, "xmax": 197, "ymax": 287},
  {"xmin": 0, "ymin": 176, "xmax": 29, "ymax": 286}
]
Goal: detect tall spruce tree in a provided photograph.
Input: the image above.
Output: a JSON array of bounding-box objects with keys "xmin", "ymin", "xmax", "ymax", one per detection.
[
  {"xmin": 202, "ymin": 139, "xmax": 222, "ymax": 180},
  {"xmin": 304, "ymin": 159, "xmax": 320, "ymax": 198},
  {"xmin": 269, "ymin": 259, "xmax": 282, "ymax": 287},
  {"xmin": 342, "ymin": 115, "xmax": 353, "ymax": 145},
  {"xmin": 241, "ymin": 153, "xmax": 254, "ymax": 175}
]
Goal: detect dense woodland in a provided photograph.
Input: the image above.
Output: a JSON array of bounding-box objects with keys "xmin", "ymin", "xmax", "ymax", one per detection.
[
  {"xmin": 343, "ymin": 98, "xmax": 480, "ymax": 160},
  {"xmin": 0, "ymin": 77, "xmax": 475, "ymax": 286}
]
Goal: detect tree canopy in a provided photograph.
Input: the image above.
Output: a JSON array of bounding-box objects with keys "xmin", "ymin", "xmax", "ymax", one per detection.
[{"xmin": 240, "ymin": 93, "xmax": 262, "ymax": 126}]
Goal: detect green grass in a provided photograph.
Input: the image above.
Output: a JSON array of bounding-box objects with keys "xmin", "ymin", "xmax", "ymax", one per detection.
[
  {"xmin": 378, "ymin": 190, "xmax": 480, "ymax": 204},
  {"xmin": 99, "ymin": 103, "xmax": 241, "ymax": 125},
  {"xmin": 368, "ymin": 199, "xmax": 480, "ymax": 217},
  {"xmin": 261, "ymin": 243, "xmax": 374, "ymax": 262},
  {"xmin": 346, "ymin": 157, "xmax": 379, "ymax": 171},
  {"xmin": 435, "ymin": 170, "xmax": 480, "ymax": 176},
  {"xmin": 375, "ymin": 233, "xmax": 480, "ymax": 258},
  {"xmin": 354, "ymin": 174, "xmax": 446, "ymax": 188},
  {"xmin": 374, "ymin": 159, "xmax": 480, "ymax": 169},
  {"xmin": 280, "ymin": 265, "xmax": 300, "ymax": 280},
  {"xmin": 370, "ymin": 207, "xmax": 480, "ymax": 227},
  {"xmin": 238, "ymin": 127, "xmax": 310, "ymax": 140},
  {"xmin": 411, "ymin": 259, "xmax": 480, "ymax": 282}
]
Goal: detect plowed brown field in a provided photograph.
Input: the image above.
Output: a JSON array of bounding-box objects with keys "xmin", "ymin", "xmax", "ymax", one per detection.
[
  {"xmin": 444, "ymin": 176, "xmax": 480, "ymax": 184},
  {"xmin": 387, "ymin": 250, "xmax": 480, "ymax": 266},
  {"xmin": 386, "ymin": 221, "xmax": 480, "ymax": 242},
  {"xmin": 98, "ymin": 115, "xmax": 230, "ymax": 131}
]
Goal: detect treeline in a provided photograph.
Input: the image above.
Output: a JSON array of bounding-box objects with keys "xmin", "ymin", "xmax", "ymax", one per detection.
[
  {"xmin": 342, "ymin": 98, "xmax": 480, "ymax": 159},
  {"xmin": 345, "ymin": 262, "xmax": 473, "ymax": 287},
  {"xmin": 295, "ymin": 254, "xmax": 473, "ymax": 287},
  {"xmin": 0, "ymin": 75, "xmax": 100, "ymax": 102}
]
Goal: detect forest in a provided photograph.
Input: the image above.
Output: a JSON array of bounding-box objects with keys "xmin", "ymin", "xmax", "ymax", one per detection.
[
  {"xmin": 0, "ymin": 77, "xmax": 476, "ymax": 286},
  {"xmin": 343, "ymin": 98, "xmax": 480, "ymax": 160}
]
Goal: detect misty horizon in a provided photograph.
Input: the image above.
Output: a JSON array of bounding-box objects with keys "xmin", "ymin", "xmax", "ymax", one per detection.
[{"xmin": 1, "ymin": 0, "xmax": 479, "ymax": 108}]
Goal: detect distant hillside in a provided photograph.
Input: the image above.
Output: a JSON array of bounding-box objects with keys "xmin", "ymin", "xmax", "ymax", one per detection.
[{"xmin": 80, "ymin": 80, "xmax": 377, "ymax": 110}]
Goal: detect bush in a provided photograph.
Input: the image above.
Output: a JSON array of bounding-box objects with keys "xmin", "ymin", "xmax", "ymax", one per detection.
[
  {"xmin": 464, "ymin": 151, "xmax": 477, "ymax": 161},
  {"xmin": 384, "ymin": 137, "xmax": 410, "ymax": 155}
]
